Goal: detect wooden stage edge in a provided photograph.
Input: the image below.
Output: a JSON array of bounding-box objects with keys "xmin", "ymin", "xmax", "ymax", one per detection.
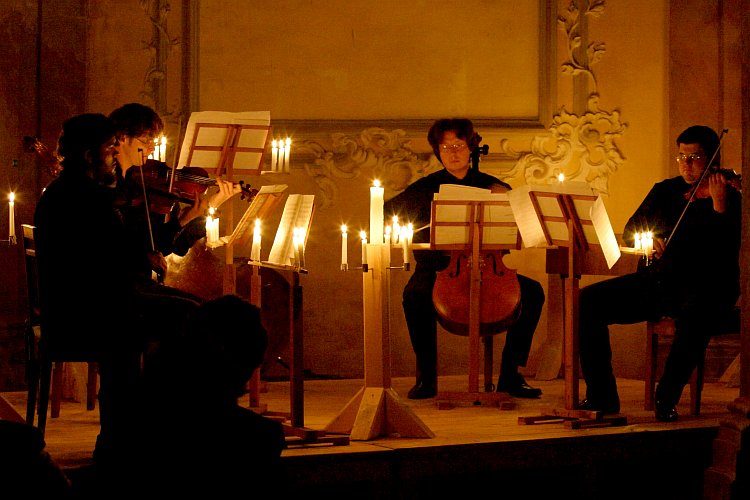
[{"xmin": 2, "ymin": 375, "xmax": 740, "ymax": 498}]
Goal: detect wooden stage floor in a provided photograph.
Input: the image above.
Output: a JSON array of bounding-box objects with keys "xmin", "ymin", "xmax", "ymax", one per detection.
[{"xmin": 2, "ymin": 375, "xmax": 740, "ymax": 499}]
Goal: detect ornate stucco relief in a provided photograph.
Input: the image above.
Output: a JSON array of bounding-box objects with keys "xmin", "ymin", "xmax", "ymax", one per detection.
[
  {"xmin": 295, "ymin": 128, "xmax": 437, "ymax": 208},
  {"xmin": 501, "ymin": 0, "xmax": 626, "ymax": 196}
]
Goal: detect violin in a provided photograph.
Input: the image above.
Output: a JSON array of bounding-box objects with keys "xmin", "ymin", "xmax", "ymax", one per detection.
[
  {"xmin": 687, "ymin": 167, "xmax": 741, "ymax": 199},
  {"xmin": 430, "ymin": 135, "xmax": 522, "ymax": 335},
  {"xmin": 125, "ymin": 160, "xmax": 256, "ymax": 214}
]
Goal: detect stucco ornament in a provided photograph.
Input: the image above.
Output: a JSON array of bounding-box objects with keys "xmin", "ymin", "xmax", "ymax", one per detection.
[
  {"xmin": 501, "ymin": 0, "xmax": 626, "ymax": 195},
  {"xmin": 296, "ymin": 128, "xmax": 433, "ymax": 208}
]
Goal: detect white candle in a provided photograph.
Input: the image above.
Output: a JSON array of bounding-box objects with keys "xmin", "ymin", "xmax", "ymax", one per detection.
[
  {"xmin": 159, "ymin": 136, "xmax": 167, "ymax": 163},
  {"xmin": 634, "ymin": 232, "xmax": 641, "ymax": 250},
  {"xmin": 370, "ymin": 180, "xmax": 384, "ymax": 245},
  {"xmin": 392, "ymin": 216, "xmax": 400, "ymax": 244},
  {"xmin": 644, "ymin": 231, "xmax": 653, "ymax": 257},
  {"xmin": 401, "ymin": 225, "xmax": 409, "ymax": 265},
  {"xmin": 251, "ymin": 218, "xmax": 261, "ymax": 261},
  {"xmin": 284, "ymin": 137, "xmax": 291, "ymax": 173},
  {"xmin": 341, "ymin": 225, "xmax": 348, "ymax": 268},
  {"xmin": 384, "ymin": 225, "xmax": 392, "ymax": 246},
  {"xmin": 206, "ymin": 207, "xmax": 219, "ymax": 244},
  {"xmin": 271, "ymin": 139, "xmax": 278, "ymax": 172},
  {"xmin": 8, "ymin": 192, "xmax": 15, "ymax": 242},
  {"xmin": 360, "ymin": 230, "xmax": 367, "ymax": 266}
]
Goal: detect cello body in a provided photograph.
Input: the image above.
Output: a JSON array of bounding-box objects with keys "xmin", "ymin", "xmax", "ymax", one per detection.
[{"xmin": 432, "ymin": 249, "xmax": 521, "ymax": 336}]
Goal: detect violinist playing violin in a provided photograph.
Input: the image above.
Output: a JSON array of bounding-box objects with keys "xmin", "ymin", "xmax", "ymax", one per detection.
[
  {"xmin": 383, "ymin": 118, "xmax": 545, "ymax": 400},
  {"xmin": 109, "ymin": 103, "xmax": 242, "ymax": 286},
  {"xmin": 577, "ymin": 125, "xmax": 741, "ymax": 422}
]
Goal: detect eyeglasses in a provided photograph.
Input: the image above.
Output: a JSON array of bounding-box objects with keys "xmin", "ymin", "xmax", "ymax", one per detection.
[
  {"xmin": 440, "ymin": 143, "xmax": 468, "ymax": 153},
  {"xmin": 675, "ymin": 153, "xmax": 705, "ymax": 164}
]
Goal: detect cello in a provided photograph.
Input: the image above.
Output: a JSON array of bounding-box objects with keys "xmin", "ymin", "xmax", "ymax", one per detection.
[{"xmin": 431, "ymin": 139, "xmax": 522, "ymax": 337}]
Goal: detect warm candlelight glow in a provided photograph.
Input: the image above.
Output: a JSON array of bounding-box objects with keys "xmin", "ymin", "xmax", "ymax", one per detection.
[
  {"xmin": 284, "ymin": 137, "xmax": 291, "ymax": 173},
  {"xmin": 360, "ymin": 230, "xmax": 368, "ymax": 266},
  {"xmin": 392, "ymin": 216, "xmax": 400, "ymax": 244},
  {"xmin": 8, "ymin": 192, "xmax": 15, "ymax": 243},
  {"xmin": 341, "ymin": 224, "xmax": 348, "ymax": 269},
  {"xmin": 251, "ymin": 218, "xmax": 262, "ymax": 261},
  {"xmin": 557, "ymin": 172, "xmax": 565, "ymax": 183},
  {"xmin": 370, "ymin": 180, "xmax": 384, "ymax": 245}
]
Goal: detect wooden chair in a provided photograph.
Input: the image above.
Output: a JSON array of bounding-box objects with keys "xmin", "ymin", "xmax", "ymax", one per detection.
[
  {"xmin": 644, "ymin": 306, "xmax": 740, "ymax": 415},
  {"xmin": 22, "ymin": 224, "xmax": 98, "ymax": 433}
]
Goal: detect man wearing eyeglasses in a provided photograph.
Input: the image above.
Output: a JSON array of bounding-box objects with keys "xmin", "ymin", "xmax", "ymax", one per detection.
[
  {"xmin": 577, "ymin": 125, "xmax": 741, "ymax": 422},
  {"xmin": 384, "ymin": 118, "xmax": 545, "ymax": 400}
]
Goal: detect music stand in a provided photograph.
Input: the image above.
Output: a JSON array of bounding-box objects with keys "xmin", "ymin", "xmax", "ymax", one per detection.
[
  {"xmin": 429, "ymin": 186, "xmax": 521, "ymax": 407},
  {"xmin": 177, "ymin": 111, "xmax": 272, "ymax": 293},
  {"xmin": 509, "ymin": 182, "xmax": 627, "ymax": 427}
]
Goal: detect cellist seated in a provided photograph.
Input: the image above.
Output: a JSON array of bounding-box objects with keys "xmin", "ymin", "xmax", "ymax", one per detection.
[{"xmin": 383, "ymin": 118, "xmax": 545, "ymax": 400}]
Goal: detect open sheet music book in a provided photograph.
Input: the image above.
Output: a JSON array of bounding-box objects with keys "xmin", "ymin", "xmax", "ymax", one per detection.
[
  {"xmin": 431, "ymin": 184, "xmax": 519, "ymax": 247},
  {"xmin": 507, "ymin": 182, "xmax": 620, "ymax": 269},
  {"xmin": 222, "ymin": 184, "xmax": 288, "ymax": 254},
  {"xmin": 177, "ymin": 110, "xmax": 271, "ymax": 173},
  {"xmin": 267, "ymin": 194, "xmax": 315, "ymax": 267}
]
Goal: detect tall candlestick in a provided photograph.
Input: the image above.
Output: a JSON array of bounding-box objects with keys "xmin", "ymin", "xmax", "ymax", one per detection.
[
  {"xmin": 251, "ymin": 218, "xmax": 261, "ymax": 261},
  {"xmin": 284, "ymin": 137, "xmax": 291, "ymax": 173},
  {"xmin": 341, "ymin": 225, "xmax": 348, "ymax": 269},
  {"xmin": 370, "ymin": 180, "xmax": 384, "ymax": 245},
  {"xmin": 8, "ymin": 192, "xmax": 15, "ymax": 244},
  {"xmin": 360, "ymin": 230, "xmax": 367, "ymax": 266}
]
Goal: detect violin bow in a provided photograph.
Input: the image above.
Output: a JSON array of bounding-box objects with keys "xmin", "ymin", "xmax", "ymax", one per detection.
[{"xmin": 664, "ymin": 128, "xmax": 729, "ymax": 251}]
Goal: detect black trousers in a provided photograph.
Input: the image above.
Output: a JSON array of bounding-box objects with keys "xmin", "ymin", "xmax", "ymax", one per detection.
[
  {"xmin": 402, "ymin": 263, "xmax": 545, "ymax": 384},
  {"xmin": 578, "ymin": 268, "xmax": 738, "ymax": 407}
]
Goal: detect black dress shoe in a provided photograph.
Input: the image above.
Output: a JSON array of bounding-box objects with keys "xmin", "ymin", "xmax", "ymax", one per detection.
[
  {"xmin": 577, "ymin": 398, "xmax": 620, "ymax": 414},
  {"xmin": 407, "ymin": 379, "xmax": 437, "ymax": 400},
  {"xmin": 496, "ymin": 374, "xmax": 542, "ymax": 399},
  {"xmin": 655, "ymin": 401, "xmax": 679, "ymax": 422}
]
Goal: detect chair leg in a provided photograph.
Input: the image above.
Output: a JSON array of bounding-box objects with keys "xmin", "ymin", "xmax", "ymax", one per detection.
[
  {"xmin": 483, "ymin": 336, "xmax": 494, "ymax": 392},
  {"xmin": 644, "ymin": 322, "xmax": 658, "ymax": 411},
  {"xmin": 51, "ymin": 362, "xmax": 63, "ymax": 418},
  {"xmin": 38, "ymin": 361, "xmax": 52, "ymax": 435},
  {"xmin": 86, "ymin": 362, "xmax": 98, "ymax": 411},
  {"xmin": 690, "ymin": 355, "xmax": 705, "ymax": 416},
  {"xmin": 25, "ymin": 359, "xmax": 40, "ymax": 426}
]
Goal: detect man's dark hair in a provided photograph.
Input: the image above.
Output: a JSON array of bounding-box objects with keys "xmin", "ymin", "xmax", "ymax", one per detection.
[
  {"xmin": 427, "ymin": 118, "xmax": 480, "ymax": 161},
  {"xmin": 677, "ymin": 125, "xmax": 721, "ymax": 166},
  {"xmin": 56, "ymin": 113, "xmax": 116, "ymax": 174},
  {"xmin": 108, "ymin": 103, "xmax": 164, "ymax": 140}
]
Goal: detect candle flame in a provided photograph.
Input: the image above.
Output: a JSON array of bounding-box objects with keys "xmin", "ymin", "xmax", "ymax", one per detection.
[
  {"xmin": 373, "ymin": 179, "xmax": 381, "ymax": 188},
  {"xmin": 359, "ymin": 230, "xmax": 367, "ymax": 241},
  {"xmin": 9, "ymin": 192, "xmax": 15, "ymax": 203},
  {"xmin": 341, "ymin": 224, "xmax": 347, "ymax": 233}
]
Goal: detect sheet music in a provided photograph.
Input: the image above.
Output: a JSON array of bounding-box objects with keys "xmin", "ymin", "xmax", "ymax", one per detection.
[
  {"xmin": 268, "ymin": 194, "xmax": 315, "ymax": 266},
  {"xmin": 432, "ymin": 185, "xmax": 517, "ymax": 246},
  {"xmin": 224, "ymin": 184, "xmax": 288, "ymax": 252},
  {"xmin": 177, "ymin": 110, "xmax": 271, "ymax": 171},
  {"xmin": 591, "ymin": 196, "xmax": 621, "ymax": 269}
]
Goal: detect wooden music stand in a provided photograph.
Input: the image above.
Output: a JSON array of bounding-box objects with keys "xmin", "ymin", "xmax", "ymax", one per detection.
[
  {"xmin": 429, "ymin": 188, "xmax": 521, "ymax": 407},
  {"xmin": 325, "ymin": 243, "xmax": 434, "ymax": 441},
  {"xmin": 508, "ymin": 182, "xmax": 627, "ymax": 427},
  {"xmin": 0, "ymin": 395, "xmax": 24, "ymax": 423},
  {"xmin": 246, "ymin": 194, "xmax": 348, "ymax": 447},
  {"xmin": 177, "ymin": 111, "xmax": 272, "ymax": 294}
]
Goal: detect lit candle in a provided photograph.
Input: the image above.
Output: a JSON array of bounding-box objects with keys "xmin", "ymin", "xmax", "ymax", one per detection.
[
  {"xmin": 206, "ymin": 207, "xmax": 219, "ymax": 244},
  {"xmin": 8, "ymin": 192, "xmax": 15, "ymax": 243},
  {"xmin": 271, "ymin": 139, "xmax": 278, "ymax": 172},
  {"xmin": 634, "ymin": 232, "xmax": 641, "ymax": 250},
  {"xmin": 370, "ymin": 180, "xmax": 384, "ymax": 245},
  {"xmin": 360, "ymin": 230, "xmax": 368, "ymax": 266},
  {"xmin": 405, "ymin": 223, "xmax": 413, "ymax": 266},
  {"xmin": 401, "ymin": 225, "xmax": 409, "ymax": 265},
  {"xmin": 251, "ymin": 218, "xmax": 261, "ymax": 261},
  {"xmin": 298, "ymin": 227, "xmax": 306, "ymax": 269},
  {"xmin": 392, "ymin": 216, "xmax": 400, "ymax": 244},
  {"xmin": 341, "ymin": 225, "xmax": 348, "ymax": 269},
  {"xmin": 159, "ymin": 135, "xmax": 167, "ymax": 163},
  {"xmin": 643, "ymin": 231, "xmax": 653, "ymax": 258},
  {"xmin": 557, "ymin": 172, "xmax": 565, "ymax": 183},
  {"xmin": 384, "ymin": 225, "xmax": 392, "ymax": 246},
  {"xmin": 284, "ymin": 137, "xmax": 291, "ymax": 173}
]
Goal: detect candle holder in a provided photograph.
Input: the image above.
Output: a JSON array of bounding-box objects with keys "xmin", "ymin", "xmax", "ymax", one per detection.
[{"xmin": 4, "ymin": 236, "xmax": 16, "ymax": 246}]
